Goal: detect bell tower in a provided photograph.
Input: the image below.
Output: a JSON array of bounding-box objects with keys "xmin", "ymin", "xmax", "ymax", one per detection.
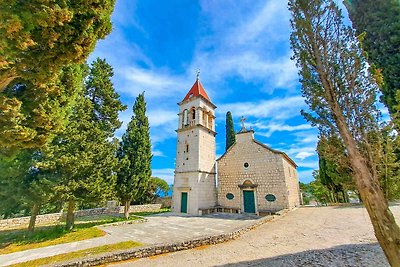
[{"xmin": 172, "ymin": 76, "xmax": 217, "ymax": 215}]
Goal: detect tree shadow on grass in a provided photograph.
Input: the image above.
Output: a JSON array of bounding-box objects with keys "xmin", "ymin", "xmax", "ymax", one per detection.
[
  {"xmin": 0, "ymin": 218, "xmax": 120, "ymax": 248},
  {"xmin": 216, "ymin": 243, "xmax": 389, "ymax": 267}
]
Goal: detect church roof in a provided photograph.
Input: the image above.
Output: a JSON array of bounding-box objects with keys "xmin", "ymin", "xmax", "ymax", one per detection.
[
  {"xmin": 182, "ymin": 78, "xmax": 211, "ymax": 102},
  {"xmin": 216, "ymin": 131, "xmax": 297, "ymax": 168}
]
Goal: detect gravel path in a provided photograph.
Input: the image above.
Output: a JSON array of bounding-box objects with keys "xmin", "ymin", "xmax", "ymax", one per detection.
[{"xmin": 110, "ymin": 205, "xmax": 400, "ymax": 267}]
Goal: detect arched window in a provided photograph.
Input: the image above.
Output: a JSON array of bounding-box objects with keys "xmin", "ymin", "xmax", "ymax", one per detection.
[
  {"xmin": 183, "ymin": 109, "xmax": 188, "ymax": 126},
  {"xmin": 191, "ymin": 108, "xmax": 196, "ymax": 120}
]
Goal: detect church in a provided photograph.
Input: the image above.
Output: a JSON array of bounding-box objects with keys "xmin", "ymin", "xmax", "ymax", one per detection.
[{"xmin": 172, "ymin": 78, "xmax": 301, "ymax": 215}]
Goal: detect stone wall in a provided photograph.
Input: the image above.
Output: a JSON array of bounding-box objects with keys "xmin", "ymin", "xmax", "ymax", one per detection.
[
  {"xmin": 0, "ymin": 212, "xmax": 62, "ymax": 231},
  {"xmin": 217, "ymin": 130, "xmax": 300, "ymax": 213},
  {"xmin": 0, "ymin": 204, "xmax": 162, "ymax": 231},
  {"xmin": 54, "ymin": 209, "xmax": 289, "ymax": 267}
]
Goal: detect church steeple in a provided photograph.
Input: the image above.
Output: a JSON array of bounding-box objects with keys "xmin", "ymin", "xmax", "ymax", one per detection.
[
  {"xmin": 182, "ymin": 77, "xmax": 211, "ymax": 102},
  {"xmin": 172, "ymin": 77, "xmax": 217, "ymax": 215}
]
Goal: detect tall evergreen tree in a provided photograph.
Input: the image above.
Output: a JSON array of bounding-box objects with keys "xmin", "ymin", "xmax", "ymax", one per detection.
[
  {"xmin": 116, "ymin": 93, "xmax": 152, "ymax": 219},
  {"xmin": 344, "ymin": 0, "xmax": 400, "ymax": 114},
  {"xmin": 0, "ymin": 0, "xmax": 116, "ymax": 150},
  {"xmin": 289, "ymin": 0, "xmax": 400, "ymax": 264},
  {"xmin": 0, "ymin": 150, "xmax": 55, "ymax": 232},
  {"xmin": 225, "ymin": 111, "xmax": 236, "ymax": 151},
  {"xmin": 44, "ymin": 60, "xmax": 125, "ymax": 230}
]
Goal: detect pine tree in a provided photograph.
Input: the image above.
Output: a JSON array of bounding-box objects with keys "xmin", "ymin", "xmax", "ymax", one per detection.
[
  {"xmin": 117, "ymin": 93, "xmax": 152, "ymax": 219},
  {"xmin": 44, "ymin": 60, "xmax": 125, "ymax": 230},
  {"xmin": 225, "ymin": 111, "xmax": 236, "ymax": 151},
  {"xmin": 0, "ymin": 0, "xmax": 116, "ymax": 150},
  {"xmin": 0, "ymin": 150, "xmax": 55, "ymax": 232},
  {"xmin": 289, "ymin": 0, "xmax": 400, "ymax": 264},
  {"xmin": 344, "ymin": 0, "xmax": 400, "ymax": 114}
]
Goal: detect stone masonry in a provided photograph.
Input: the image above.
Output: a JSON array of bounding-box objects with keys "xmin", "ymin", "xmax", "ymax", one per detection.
[
  {"xmin": 172, "ymin": 78, "xmax": 300, "ymax": 215},
  {"xmin": 217, "ymin": 130, "xmax": 301, "ymax": 213},
  {"xmin": 172, "ymin": 78, "xmax": 217, "ymax": 215}
]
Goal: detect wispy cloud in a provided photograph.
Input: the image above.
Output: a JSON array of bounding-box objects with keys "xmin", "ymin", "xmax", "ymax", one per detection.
[
  {"xmin": 217, "ymin": 96, "xmax": 306, "ymax": 120},
  {"xmin": 294, "ymin": 151, "xmax": 315, "ymax": 161}
]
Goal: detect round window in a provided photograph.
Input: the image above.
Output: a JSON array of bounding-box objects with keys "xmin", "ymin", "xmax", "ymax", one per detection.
[
  {"xmin": 244, "ymin": 162, "xmax": 249, "ymax": 168},
  {"xmin": 226, "ymin": 193, "xmax": 234, "ymax": 200},
  {"xmin": 265, "ymin": 194, "xmax": 276, "ymax": 202}
]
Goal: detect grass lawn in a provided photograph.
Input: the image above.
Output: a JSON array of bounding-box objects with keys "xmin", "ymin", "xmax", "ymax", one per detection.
[
  {"xmin": 9, "ymin": 241, "xmax": 142, "ymax": 267},
  {"xmin": 132, "ymin": 208, "xmax": 171, "ymax": 217},
  {"xmin": 0, "ymin": 215, "xmax": 141, "ymax": 255}
]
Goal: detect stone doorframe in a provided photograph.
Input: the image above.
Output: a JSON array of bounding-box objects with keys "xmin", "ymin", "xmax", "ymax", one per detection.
[{"xmin": 238, "ymin": 179, "xmax": 258, "ymax": 214}]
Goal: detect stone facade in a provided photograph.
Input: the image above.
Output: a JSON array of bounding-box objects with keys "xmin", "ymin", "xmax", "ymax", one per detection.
[
  {"xmin": 172, "ymin": 79, "xmax": 300, "ymax": 215},
  {"xmin": 217, "ymin": 130, "xmax": 301, "ymax": 213},
  {"xmin": 172, "ymin": 79, "xmax": 217, "ymax": 215}
]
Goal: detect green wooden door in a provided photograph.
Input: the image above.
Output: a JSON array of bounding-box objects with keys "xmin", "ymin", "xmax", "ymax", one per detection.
[
  {"xmin": 181, "ymin": 192, "xmax": 188, "ymax": 213},
  {"xmin": 243, "ymin": 190, "xmax": 255, "ymax": 213}
]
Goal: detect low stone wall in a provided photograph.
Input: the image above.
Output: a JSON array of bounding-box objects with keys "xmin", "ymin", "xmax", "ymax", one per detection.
[
  {"xmin": 0, "ymin": 204, "xmax": 163, "ymax": 231},
  {"xmin": 0, "ymin": 212, "xmax": 63, "ymax": 231},
  {"xmin": 54, "ymin": 209, "xmax": 289, "ymax": 267},
  {"xmin": 121, "ymin": 204, "xmax": 162, "ymax": 213}
]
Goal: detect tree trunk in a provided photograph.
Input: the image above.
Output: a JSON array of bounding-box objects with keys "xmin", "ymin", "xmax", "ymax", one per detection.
[
  {"xmin": 335, "ymin": 112, "xmax": 400, "ymax": 266},
  {"xmin": 124, "ymin": 200, "xmax": 130, "ymax": 220},
  {"xmin": 65, "ymin": 199, "xmax": 76, "ymax": 230},
  {"xmin": 0, "ymin": 68, "xmax": 18, "ymax": 91},
  {"xmin": 28, "ymin": 203, "xmax": 40, "ymax": 234}
]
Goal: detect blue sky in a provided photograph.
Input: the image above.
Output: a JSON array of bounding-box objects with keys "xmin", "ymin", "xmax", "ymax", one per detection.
[{"xmin": 89, "ymin": 0, "xmax": 321, "ymax": 185}]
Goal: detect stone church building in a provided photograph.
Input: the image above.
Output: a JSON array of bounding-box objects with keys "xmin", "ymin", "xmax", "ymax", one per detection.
[{"xmin": 172, "ymin": 78, "xmax": 301, "ymax": 215}]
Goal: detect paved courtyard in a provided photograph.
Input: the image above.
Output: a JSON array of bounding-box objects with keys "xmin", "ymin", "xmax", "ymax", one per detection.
[
  {"xmin": 0, "ymin": 213, "xmax": 260, "ymax": 266},
  {"xmin": 110, "ymin": 205, "xmax": 400, "ymax": 267}
]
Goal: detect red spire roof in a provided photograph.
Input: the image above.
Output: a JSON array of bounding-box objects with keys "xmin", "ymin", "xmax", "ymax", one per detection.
[{"xmin": 182, "ymin": 78, "xmax": 211, "ymax": 102}]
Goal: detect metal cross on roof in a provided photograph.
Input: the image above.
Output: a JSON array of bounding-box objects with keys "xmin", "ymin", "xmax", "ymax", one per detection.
[
  {"xmin": 240, "ymin": 116, "xmax": 247, "ymax": 131},
  {"xmin": 196, "ymin": 69, "xmax": 200, "ymax": 80}
]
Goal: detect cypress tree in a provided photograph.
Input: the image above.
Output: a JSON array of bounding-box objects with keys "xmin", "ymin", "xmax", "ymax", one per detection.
[
  {"xmin": 44, "ymin": 60, "xmax": 125, "ymax": 230},
  {"xmin": 0, "ymin": 0, "xmax": 116, "ymax": 150},
  {"xmin": 225, "ymin": 111, "xmax": 236, "ymax": 151},
  {"xmin": 117, "ymin": 93, "xmax": 152, "ymax": 219},
  {"xmin": 289, "ymin": 0, "xmax": 400, "ymax": 263},
  {"xmin": 344, "ymin": 0, "xmax": 400, "ymax": 114}
]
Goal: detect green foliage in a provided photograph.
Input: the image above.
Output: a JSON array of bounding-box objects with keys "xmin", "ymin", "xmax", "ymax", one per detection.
[
  {"xmin": 378, "ymin": 127, "xmax": 400, "ymax": 200},
  {"xmin": 0, "ymin": 151, "xmax": 55, "ymax": 219},
  {"xmin": 344, "ymin": 0, "xmax": 400, "ymax": 114},
  {"xmin": 0, "ymin": 64, "xmax": 83, "ymax": 151},
  {"xmin": 42, "ymin": 60, "xmax": 125, "ymax": 228},
  {"xmin": 317, "ymin": 135, "xmax": 353, "ymax": 203},
  {"xmin": 225, "ymin": 111, "xmax": 236, "ymax": 151},
  {"xmin": 116, "ymin": 93, "xmax": 152, "ymax": 205},
  {"xmin": 0, "ymin": 0, "xmax": 115, "ymax": 150},
  {"xmin": 151, "ymin": 177, "xmax": 170, "ymax": 198}
]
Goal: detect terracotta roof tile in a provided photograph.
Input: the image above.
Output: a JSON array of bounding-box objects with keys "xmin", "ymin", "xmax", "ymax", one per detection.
[{"xmin": 183, "ymin": 79, "xmax": 211, "ymax": 102}]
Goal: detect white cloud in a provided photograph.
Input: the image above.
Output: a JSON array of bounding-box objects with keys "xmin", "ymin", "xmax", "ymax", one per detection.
[
  {"xmin": 217, "ymin": 96, "xmax": 306, "ymax": 121},
  {"xmin": 295, "ymin": 151, "xmax": 315, "ymax": 160},
  {"xmin": 152, "ymin": 168, "xmax": 175, "ymax": 185},
  {"xmin": 152, "ymin": 150, "xmax": 165, "ymax": 157},
  {"xmin": 147, "ymin": 110, "xmax": 177, "ymax": 127},
  {"xmin": 253, "ymin": 122, "xmax": 312, "ymax": 137}
]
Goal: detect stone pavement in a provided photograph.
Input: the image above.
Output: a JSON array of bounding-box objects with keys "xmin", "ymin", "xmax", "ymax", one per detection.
[{"xmin": 0, "ymin": 212, "xmax": 260, "ymax": 266}]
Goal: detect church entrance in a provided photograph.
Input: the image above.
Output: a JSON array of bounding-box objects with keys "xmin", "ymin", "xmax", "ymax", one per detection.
[
  {"xmin": 243, "ymin": 190, "xmax": 255, "ymax": 213},
  {"xmin": 181, "ymin": 192, "xmax": 188, "ymax": 213}
]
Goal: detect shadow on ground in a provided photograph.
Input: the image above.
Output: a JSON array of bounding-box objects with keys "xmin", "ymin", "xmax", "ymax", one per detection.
[
  {"xmin": 149, "ymin": 212, "xmax": 261, "ymax": 220},
  {"xmin": 216, "ymin": 243, "xmax": 389, "ymax": 267}
]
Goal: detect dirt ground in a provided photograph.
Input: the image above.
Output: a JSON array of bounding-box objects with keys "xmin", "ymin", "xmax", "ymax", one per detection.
[{"xmin": 110, "ymin": 205, "xmax": 400, "ymax": 267}]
